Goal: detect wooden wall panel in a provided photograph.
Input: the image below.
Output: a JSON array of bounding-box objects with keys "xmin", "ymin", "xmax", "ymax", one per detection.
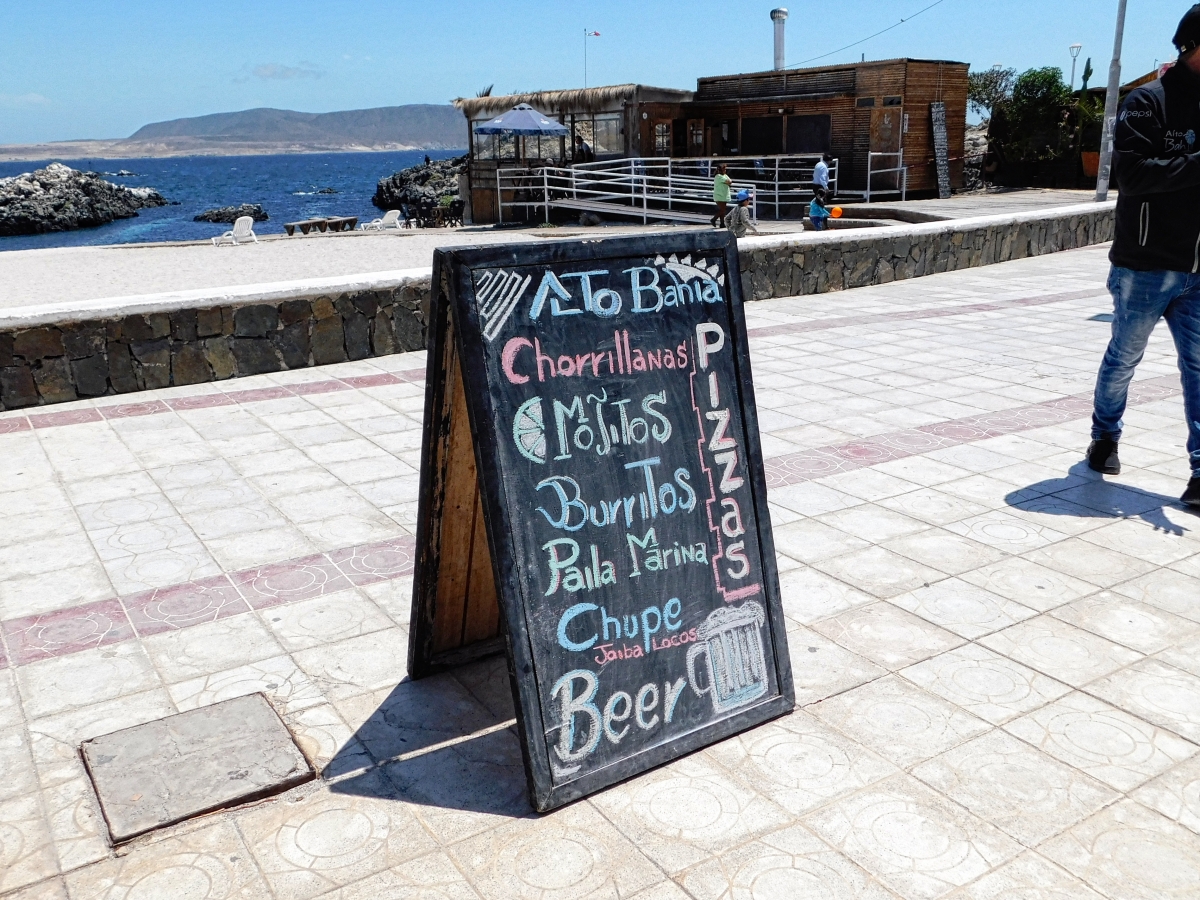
[{"xmin": 903, "ymin": 61, "xmax": 970, "ymax": 191}]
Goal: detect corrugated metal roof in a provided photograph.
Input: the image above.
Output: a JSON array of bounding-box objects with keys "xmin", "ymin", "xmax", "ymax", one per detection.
[{"xmin": 697, "ymin": 58, "xmax": 969, "ymax": 83}]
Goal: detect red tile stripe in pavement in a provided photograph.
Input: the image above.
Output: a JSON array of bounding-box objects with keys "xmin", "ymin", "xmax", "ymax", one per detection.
[
  {"xmin": 0, "ymin": 286, "xmax": 1109, "ymax": 434},
  {"xmin": 762, "ymin": 375, "xmax": 1182, "ymax": 488},
  {"xmin": 745, "ymin": 287, "xmax": 1108, "ymax": 339},
  {"xmin": 0, "ymin": 374, "xmax": 1184, "ymax": 671},
  {"xmin": 0, "ymin": 368, "xmax": 428, "ymax": 434},
  {"xmin": 0, "ymin": 535, "xmax": 416, "ymax": 668}
]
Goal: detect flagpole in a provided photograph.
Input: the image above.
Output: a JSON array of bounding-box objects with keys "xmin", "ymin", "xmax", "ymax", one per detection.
[{"xmin": 581, "ymin": 30, "xmax": 601, "ymax": 89}]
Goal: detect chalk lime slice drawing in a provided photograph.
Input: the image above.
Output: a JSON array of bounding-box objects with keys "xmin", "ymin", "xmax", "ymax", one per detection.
[{"xmin": 513, "ymin": 397, "xmax": 547, "ymax": 463}]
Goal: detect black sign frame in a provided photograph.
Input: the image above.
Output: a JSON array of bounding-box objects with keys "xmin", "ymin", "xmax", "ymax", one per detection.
[
  {"xmin": 931, "ymin": 101, "xmax": 952, "ymax": 200},
  {"xmin": 413, "ymin": 231, "xmax": 793, "ymax": 812}
]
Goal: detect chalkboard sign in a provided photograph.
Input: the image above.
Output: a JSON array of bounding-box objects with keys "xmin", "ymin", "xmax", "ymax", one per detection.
[
  {"xmin": 409, "ymin": 231, "xmax": 793, "ymax": 812},
  {"xmin": 931, "ymin": 101, "xmax": 952, "ymax": 200}
]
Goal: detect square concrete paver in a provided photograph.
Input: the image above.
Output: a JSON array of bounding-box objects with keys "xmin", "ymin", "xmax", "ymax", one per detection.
[{"xmin": 81, "ymin": 693, "xmax": 313, "ymax": 841}]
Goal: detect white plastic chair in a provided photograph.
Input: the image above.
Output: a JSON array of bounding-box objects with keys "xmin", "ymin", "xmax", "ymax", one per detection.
[
  {"xmin": 212, "ymin": 216, "xmax": 258, "ymax": 246},
  {"xmin": 359, "ymin": 209, "xmax": 402, "ymax": 231}
]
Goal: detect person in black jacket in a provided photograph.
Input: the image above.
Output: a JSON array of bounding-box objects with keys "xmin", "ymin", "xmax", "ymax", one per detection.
[{"xmin": 1089, "ymin": 3, "xmax": 1200, "ymax": 507}]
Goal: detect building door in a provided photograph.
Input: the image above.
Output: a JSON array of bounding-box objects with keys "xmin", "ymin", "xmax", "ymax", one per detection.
[
  {"xmin": 869, "ymin": 107, "xmax": 903, "ymax": 190},
  {"xmin": 652, "ymin": 120, "xmax": 672, "ymax": 157},
  {"xmin": 707, "ymin": 126, "xmax": 723, "ymax": 157},
  {"xmin": 687, "ymin": 119, "xmax": 705, "ymax": 157}
]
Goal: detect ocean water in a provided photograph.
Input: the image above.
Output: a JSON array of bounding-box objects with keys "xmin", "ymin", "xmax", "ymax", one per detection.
[{"xmin": 0, "ymin": 149, "xmax": 464, "ymax": 252}]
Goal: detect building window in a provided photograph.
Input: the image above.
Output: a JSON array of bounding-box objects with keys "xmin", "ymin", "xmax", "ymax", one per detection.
[
  {"xmin": 741, "ymin": 116, "xmax": 783, "ymax": 155},
  {"xmin": 472, "ymin": 122, "xmax": 494, "ymax": 159},
  {"xmin": 593, "ymin": 114, "xmax": 622, "ymax": 157},
  {"xmin": 786, "ymin": 114, "xmax": 832, "ymax": 153},
  {"xmin": 654, "ymin": 123, "xmax": 671, "ymax": 156},
  {"xmin": 472, "ymin": 122, "xmax": 523, "ymax": 160},
  {"xmin": 856, "ymin": 97, "xmax": 876, "ymax": 108},
  {"xmin": 571, "ymin": 113, "xmax": 622, "ymax": 160},
  {"xmin": 883, "ymin": 96, "xmax": 903, "ymax": 107}
]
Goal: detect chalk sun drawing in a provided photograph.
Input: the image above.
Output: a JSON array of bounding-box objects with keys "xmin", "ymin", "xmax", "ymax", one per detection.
[
  {"xmin": 475, "ymin": 269, "xmax": 532, "ymax": 342},
  {"xmin": 653, "ymin": 253, "xmax": 726, "ymax": 287}
]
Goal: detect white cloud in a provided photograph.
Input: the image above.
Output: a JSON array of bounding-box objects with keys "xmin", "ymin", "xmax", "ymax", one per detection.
[
  {"xmin": 0, "ymin": 93, "xmax": 50, "ymax": 108},
  {"xmin": 251, "ymin": 62, "xmax": 324, "ymax": 81}
]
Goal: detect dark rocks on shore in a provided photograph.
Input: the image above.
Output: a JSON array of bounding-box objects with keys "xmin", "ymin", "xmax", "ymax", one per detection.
[
  {"xmin": 193, "ymin": 204, "xmax": 269, "ymax": 223},
  {"xmin": 372, "ymin": 154, "xmax": 466, "ymax": 209},
  {"xmin": 963, "ymin": 123, "xmax": 989, "ymax": 192},
  {"xmin": 0, "ymin": 163, "xmax": 168, "ymax": 237}
]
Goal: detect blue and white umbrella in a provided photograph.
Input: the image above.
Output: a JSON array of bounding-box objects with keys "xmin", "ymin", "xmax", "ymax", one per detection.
[{"xmin": 474, "ymin": 104, "xmax": 570, "ymax": 136}]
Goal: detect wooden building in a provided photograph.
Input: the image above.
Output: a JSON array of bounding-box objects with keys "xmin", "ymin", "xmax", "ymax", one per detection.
[
  {"xmin": 683, "ymin": 59, "xmax": 969, "ymax": 193},
  {"xmin": 456, "ymin": 59, "xmax": 969, "ymax": 222}
]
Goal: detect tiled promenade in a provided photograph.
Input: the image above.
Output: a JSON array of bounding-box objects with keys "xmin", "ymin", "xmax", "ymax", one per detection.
[{"xmin": 2, "ymin": 242, "xmax": 1199, "ymax": 899}]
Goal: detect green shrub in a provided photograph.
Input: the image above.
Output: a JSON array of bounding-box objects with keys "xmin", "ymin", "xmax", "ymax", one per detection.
[
  {"xmin": 968, "ymin": 66, "xmax": 1016, "ymax": 118},
  {"xmin": 988, "ymin": 66, "xmax": 1077, "ymax": 164}
]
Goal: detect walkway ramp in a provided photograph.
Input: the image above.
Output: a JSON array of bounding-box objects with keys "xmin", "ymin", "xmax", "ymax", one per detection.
[{"xmin": 496, "ymin": 156, "xmax": 833, "ymax": 225}]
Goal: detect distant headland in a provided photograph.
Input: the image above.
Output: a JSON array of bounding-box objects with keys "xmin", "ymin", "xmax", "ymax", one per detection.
[{"xmin": 0, "ymin": 104, "xmax": 465, "ymax": 162}]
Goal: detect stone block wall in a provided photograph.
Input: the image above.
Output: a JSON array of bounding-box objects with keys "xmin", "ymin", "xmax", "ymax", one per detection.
[
  {"xmin": 0, "ymin": 204, "xmax": 1115, "ymax": 411},
  {"xmin": 738, "ymin": 206, "xmax": 1115, "ymax": 302},
  {"xmin": 0, "ymin": 283, "xmax": 430, "ymax": 411}
]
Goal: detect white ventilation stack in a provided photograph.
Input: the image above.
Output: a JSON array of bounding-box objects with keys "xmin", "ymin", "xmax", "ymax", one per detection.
[{"xmin": 771, "ymin": 8, "xmax": 788, "ymax": 70}]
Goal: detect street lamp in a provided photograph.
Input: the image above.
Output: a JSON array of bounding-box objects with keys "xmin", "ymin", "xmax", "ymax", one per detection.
[
  {"xmin": 1096, "ymin": 0, "xmax": 1128, "ymax": 201},
  {"xmin": 1070, "ymin": 43, "xmax": 1083, "ymax": 90}
]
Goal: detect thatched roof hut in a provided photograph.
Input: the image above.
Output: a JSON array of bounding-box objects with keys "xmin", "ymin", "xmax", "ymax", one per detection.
[{"xmin": 454, "ymin": 85, "xmax": 689, "ymax": 119}]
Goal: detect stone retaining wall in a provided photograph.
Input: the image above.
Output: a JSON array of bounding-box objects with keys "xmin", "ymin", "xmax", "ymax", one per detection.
[
  {"xmin": 0, "ymin": 202, "xmax": 1115, "ymax": 411},
  {"xmin": 0, "ymin": 283, "xmax": 431, "ymax": 410},
  {"xmin": 737, "ymin": 203, "xmax": 1115, "ymax": 301}
]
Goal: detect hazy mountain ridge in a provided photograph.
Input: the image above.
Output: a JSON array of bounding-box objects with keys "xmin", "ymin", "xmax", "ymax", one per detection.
[
  {"xmin": 0, "ymin": 104, "xmax": 467, "ymax": 161},
  {"xmin": 129, "ymin": 104, "xmax": 464, "ymax": 146}
]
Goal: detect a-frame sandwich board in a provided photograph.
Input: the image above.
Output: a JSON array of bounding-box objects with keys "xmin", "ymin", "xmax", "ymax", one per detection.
[{"xmin": 408, "ymin": 232, "xmax": 793, "ymax": 812}]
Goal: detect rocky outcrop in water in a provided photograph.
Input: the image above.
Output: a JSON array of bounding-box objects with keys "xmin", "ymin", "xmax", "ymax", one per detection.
[
  {"xmin": 372, "ymin": 155, "xmax": 466, "ymax": 209},
  {"xmin": 0, "ymin": 163, "xmax": 167, "ymax": 236},
  {"xmin": 193, "ymin": 204, "xmax": 269, "ymax": 223}
]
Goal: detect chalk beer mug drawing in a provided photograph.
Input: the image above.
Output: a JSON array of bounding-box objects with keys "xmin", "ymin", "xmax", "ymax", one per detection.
[{"xmin": 686, "ymin": 602, "xmax": 769, "ymax": 714}]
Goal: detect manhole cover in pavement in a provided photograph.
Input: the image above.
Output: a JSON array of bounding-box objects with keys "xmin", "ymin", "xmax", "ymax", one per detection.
[{"xmin": 82, "ymin": 693, "xmax": 313, "ymax": 842}]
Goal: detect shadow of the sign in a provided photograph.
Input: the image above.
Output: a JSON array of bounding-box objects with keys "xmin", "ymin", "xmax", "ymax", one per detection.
[
  {"xmin": 326, "ymin": 653, "xmax": 536, "ymax": 819},
  {"xmin": 1004, "ymin": 461, "xmax": 1197, "ymax": 536}
]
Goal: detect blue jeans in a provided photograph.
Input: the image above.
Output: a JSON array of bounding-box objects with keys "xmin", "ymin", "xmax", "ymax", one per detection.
[
  {"xmin": 1092, "ymin": 265, "xmax": 1200, "ymax": 478},
  {"xmin": 811, "ymin": 217, "xmax": 827, "ymax": 231}
]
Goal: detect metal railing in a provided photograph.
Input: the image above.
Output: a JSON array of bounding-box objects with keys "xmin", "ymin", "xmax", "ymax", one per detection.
[
  {"xmin": 495, "ymin": 154, "xmax": 836, "ymax": 224},
  {"xmin": 865, "ymin": 150, "xmax": 908, "ymax": 203},
  {"xmin": 497, "ymin": 161, "xmax": 759, "ymax": 224}
]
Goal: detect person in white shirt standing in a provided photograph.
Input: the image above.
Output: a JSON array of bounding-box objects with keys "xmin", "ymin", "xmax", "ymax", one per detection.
[{"xmin": 812, "ymin": 153, "xmax": 831, "ymax": 195}]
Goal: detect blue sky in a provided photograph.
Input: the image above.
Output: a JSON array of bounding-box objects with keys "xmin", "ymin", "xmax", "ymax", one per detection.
[{"xmin": 0, "ymin": 0, "xmax": 1189, "ymax": 143}]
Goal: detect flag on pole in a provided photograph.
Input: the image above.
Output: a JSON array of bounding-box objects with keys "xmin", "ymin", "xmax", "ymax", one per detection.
[{"xmin": 583, "ymin": 30, "xmax": 601, "ymax": 87}]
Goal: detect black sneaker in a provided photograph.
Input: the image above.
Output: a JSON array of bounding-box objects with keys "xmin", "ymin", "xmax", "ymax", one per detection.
[
  {"xmin": 1087, "ymin": 439, "xmax": 1121, "ymax": 475},
  {"xmin": 1183, "ymin": 477, "xmax": 1200, "ymax": 508}
]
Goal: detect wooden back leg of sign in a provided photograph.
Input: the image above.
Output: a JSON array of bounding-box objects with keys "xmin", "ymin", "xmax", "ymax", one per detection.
[{"xmin": 407, "ymin": 299, "xmax": 503, "ymax": 679}]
